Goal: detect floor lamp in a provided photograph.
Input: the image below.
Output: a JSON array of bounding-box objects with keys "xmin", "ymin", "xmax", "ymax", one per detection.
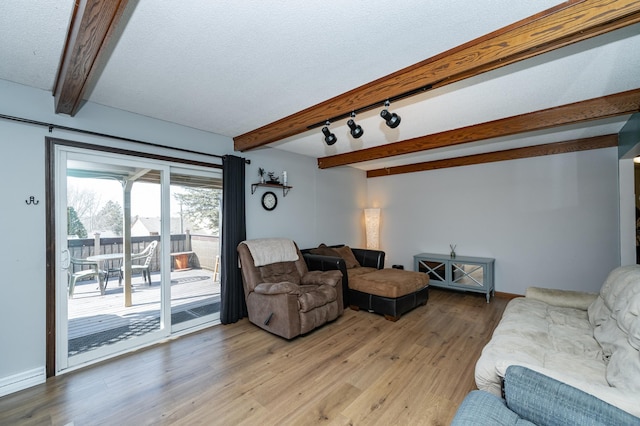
[{"xmin": 364, "ymin": 208, "xmax": 380, "ymax": 250}]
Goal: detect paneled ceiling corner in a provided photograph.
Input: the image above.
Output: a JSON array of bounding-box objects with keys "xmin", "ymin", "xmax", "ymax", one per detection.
[
  {"xmin": 53, "ymin": 0, "xmax": 131, "ymax": 116},
  {"xmin": 318, "ymin": 89, "xmax": 640, "ymax": 169},
  {"xmin": 232, "ymin": 0, "xmax": 640, "ymax": 153}
]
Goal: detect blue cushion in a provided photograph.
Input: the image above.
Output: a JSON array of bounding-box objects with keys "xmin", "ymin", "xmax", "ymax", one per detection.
[
  {"xmin": 451, "ymin": 390, "xmax": 535, "ymax": 426},
  {"xmin": 504, "ymin": 366, "xmax": 640, "ymax": 426}
]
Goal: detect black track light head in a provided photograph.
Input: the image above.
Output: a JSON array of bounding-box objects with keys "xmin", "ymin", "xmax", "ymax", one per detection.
[
  {"xmin": 380, "ymin": 109, "xmax": 401, "ymax": 128},
  {"xmin": 322, "ymin": 126, "xmax": 337, "ymax": 145},
  {"xmin": 347, "ymin": 114, "xmax": 364, "ymax": 139}
]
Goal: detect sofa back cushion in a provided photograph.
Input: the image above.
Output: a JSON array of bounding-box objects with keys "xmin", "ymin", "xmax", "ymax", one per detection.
[
  {"xmin": 258, "ymin": 261, "xmax": 302, "ymax": 285},
  {"xmin": 238, "ymin": 242, "xmax": 307, "ymax": 294},
  {"xmin": 310, "ymin": 244, "xmax": 362, "ymax": 269},
  {"xmin": 588, "ymin": 265, "xmax": 640, "ymax": 393},
  {"xmin": 310, "ymin": 243, "xmax": 342, "ymax": 258}
]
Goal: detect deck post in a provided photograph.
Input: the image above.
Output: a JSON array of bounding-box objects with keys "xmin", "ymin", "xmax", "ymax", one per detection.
[{"xmin": 93, "ymin": 232, "xmax": 101, "ymax": 256}]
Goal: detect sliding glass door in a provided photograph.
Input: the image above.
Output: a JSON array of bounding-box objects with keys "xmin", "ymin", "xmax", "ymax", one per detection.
[
  {"xmin": 169, "ymin": 168, "xmax": 222, "ymax": 332},
  {"xmin": 55, "ymin": 145, "xmax": 221, "ymax": 372}
]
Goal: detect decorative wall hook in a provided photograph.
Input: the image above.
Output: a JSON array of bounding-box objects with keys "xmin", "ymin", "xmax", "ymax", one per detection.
[{"xmin": 25, "ymin": 196, "xmax": 39, "ymax": 205}]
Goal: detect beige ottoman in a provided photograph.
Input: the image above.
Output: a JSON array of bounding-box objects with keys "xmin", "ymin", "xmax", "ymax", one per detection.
[{"xmin": 348, "ymin": 268, "xmax": 429, "ymax": 321}]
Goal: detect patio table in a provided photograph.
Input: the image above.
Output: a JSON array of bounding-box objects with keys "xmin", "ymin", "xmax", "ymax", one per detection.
[
  {"xmin": 87, "ymin": 252, "xmax": 151, "ymax": 307},
  {"xmin": 87, "ymin": 253, "xmax": 123, "ymax": 289}
]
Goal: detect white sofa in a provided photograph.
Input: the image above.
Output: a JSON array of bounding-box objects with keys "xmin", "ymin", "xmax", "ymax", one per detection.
[{"xmin": 475, "ymin": 265, "xmax": 640, "ymax": 418}]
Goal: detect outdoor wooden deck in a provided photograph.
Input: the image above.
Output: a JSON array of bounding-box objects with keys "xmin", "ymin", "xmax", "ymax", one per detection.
[{"xmin": 68, "ymin": 268, "xmax": 220, "ymax": 340}]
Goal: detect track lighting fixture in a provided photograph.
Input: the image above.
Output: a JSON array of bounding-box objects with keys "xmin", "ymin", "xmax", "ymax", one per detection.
[
  {"xmin": 321, "ymin": 121, "xmax": 337, "ymax": 145},
  {"xmin": 380, "ymin": 100, "xmax": 401, "ymax": 128},
  {"xmin": 347, "ymin": 112, "xmax": 364, "ymax": 139},
  {"xmin": 311, "ymin": 84, "xmax": 432, "ymax": 145}
]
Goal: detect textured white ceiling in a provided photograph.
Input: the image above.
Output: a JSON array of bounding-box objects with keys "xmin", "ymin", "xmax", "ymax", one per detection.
[
  {"xmin": 0, "ymin": 0, "xmax": 74, "ymax": 90},
  {"xmin": 0, "ymin": 1, "xmax": 638, "ymax": 171}
]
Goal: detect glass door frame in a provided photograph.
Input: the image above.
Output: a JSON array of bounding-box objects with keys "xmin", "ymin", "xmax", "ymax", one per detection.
[
  {"xmin": 55, "ymin": 145, "xmax": 172, "ymax": 373},
  {"xmin": 169, "ymin": 166, "xmax": 223, "ymax": 334}
]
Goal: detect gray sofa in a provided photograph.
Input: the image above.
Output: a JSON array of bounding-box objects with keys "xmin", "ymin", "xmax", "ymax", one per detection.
[{"xmin": 452, "ymin": 365, "xmax": 639, "ymax": 425}]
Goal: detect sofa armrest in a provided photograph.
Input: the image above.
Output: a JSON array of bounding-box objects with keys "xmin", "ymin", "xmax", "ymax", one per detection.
[
  {"xmin": 351, "ymin": 248, "xmax": 385, "ymax": 269},
  {"xmin": 525, "ymin": 287, "xmax": 598, "ymax": 310},
  {"xmin": 504, "ymin": 365, "xmax": 639, "ymax": 425},
  {"xmin": 254, "ymin": 282, "xmax": 300, "ymax": 295},
  {"xmin": 302, "ymin": 253, "xmax": 346, "ymax": 274},
  {"xmin": 301, "ymin": 270, "xmax": 342, "ymax": 287}
]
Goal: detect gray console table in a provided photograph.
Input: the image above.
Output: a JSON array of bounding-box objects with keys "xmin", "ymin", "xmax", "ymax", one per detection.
[{"xmin": 414, "ymin": 253, "xmax": 495, "ymax": 303}]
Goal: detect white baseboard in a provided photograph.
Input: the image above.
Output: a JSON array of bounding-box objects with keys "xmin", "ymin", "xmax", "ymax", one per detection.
[{"xmin": 0, "ymin": 367, "xmax": 46, "ymax": 397}]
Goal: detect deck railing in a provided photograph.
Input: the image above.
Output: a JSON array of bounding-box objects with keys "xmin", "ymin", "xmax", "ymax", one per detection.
[{"xmin": 68, "ymin": 232, "xmax": 220, "ymax": 273}]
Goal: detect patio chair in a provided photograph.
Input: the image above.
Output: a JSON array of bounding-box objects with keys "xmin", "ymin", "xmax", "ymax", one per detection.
[
  {"xmin": 68, "ymin": 257, "xmax": 105, "ymax": 298},
  {"xmin": 121, "ymin": 240, "xmax": 158, "ymax": 285}
]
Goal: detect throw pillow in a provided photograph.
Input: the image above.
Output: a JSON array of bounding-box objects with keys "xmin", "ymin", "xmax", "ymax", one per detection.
[
  {"xmin": 310, "ymin": 243, "xmax": 341, "ymax": 258},
  {"xmin": 334, "ymin": 246, "xmax": 361, "ymax": 269}
]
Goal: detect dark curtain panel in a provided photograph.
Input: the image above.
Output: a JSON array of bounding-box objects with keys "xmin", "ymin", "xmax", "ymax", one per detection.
[{"xmin": 220, "ymin": 155, "xmax": 247, "ymax": 323}]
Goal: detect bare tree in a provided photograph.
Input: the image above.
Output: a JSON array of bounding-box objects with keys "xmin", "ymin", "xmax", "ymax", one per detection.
[{"xmin": 67, "ymin": 182, "xmax": 102, "ymax": 234}]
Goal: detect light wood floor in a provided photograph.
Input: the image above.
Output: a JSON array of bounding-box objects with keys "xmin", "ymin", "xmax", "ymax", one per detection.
[{"xmin": 0, "ymin": 288, "xmax": 509, "ymax": 425}]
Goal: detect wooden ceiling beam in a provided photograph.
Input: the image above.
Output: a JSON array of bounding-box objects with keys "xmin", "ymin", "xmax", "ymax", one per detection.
[
  {"xmin": 318, "ymin": 89, "xmax": 640, "ymax": 169},
  {"xmin": 53, "ymin": 0, "xmax": 130, "ymax": 116},
  {"xmin": 366, "ymin": 134, "xmax": 618, "ymax": 178},
  {"xmin": 234, "ymin": 0, "xmax": 640, "ymax": 152}
]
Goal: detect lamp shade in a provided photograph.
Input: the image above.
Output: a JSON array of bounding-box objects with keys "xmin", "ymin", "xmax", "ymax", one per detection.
[{"xmin": 364, "ymin": 208, "xmax": 380, "ymax": 249}]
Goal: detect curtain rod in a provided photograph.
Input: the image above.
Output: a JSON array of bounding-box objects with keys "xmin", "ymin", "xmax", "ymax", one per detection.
[{"xmin": 0, "ymin": 113, "xmax": 251, "ymax": 164}]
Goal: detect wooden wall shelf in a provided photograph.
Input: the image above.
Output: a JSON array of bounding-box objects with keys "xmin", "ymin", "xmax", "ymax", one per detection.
[{"xmin": 251, "ymin": 182, "xmax": 292, "ymax": 197}]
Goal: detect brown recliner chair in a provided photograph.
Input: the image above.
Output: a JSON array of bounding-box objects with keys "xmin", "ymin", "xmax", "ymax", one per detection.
[{"xmin": 237, "ymin": 239, "xmax": 343, "ymax": 339}]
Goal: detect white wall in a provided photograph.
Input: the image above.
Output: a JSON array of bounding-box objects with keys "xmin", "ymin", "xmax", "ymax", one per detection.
[
  {"xmin": 367, "ymin": 147, "xmax": 620, "ymax": 295},
  {"xmin": 0, "ymin": 80, "xmax": 365, "ymax": 395},
  {"xmin": 244, "ymin": 148, "xmax": 366, "ymax": 249},
  {"xmin": 0, "ymin": 119, "xmax": 48, "ymax": 395}
]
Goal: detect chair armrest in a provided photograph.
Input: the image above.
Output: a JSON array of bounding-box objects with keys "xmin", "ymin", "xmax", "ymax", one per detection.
[
  {"xmin": 302, "ymin": 253, "xmax": 349, "ymax": 308},
  {"xmin": 504, "ymin": 365, "xmax": 639, "ymax": 425},
  {"xmin": 254, "ymin": 282, "xmax": 300, "ymax": 295},
  {"xmin": 72, "ymin": 258, "xmax": 99, "ymax": 267},
  {"xmin": 301, "ymin": 270, "xmax": 342, "ymax": 287},
  {"xmin": 351, "ymin": 248, "xmax": 385, "ymax": 269},
  {"xmin": 525, "ymin": 287, "xmax": 597, "ymax": 310}
]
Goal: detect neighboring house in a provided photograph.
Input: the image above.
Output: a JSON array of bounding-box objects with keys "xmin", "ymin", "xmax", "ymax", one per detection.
[{"xmin": 131, "ymin": 216, "xmax": 213, "ymax": 236}]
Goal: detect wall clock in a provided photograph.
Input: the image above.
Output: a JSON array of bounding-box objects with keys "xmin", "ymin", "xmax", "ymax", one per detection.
[{"xmin": 261, "ymin": 191, "xmax": 277, "ymax": 211}]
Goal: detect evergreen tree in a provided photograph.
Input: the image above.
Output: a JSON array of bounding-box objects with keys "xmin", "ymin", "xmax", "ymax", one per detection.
[
  {"xmin": 173, "ymin": 188, "xmax": 221, "ymax": 233},
  {"xmin": 95, "ymin": 200, "xmax": 124, "ymax": 236},
  {"xmin": 67, "ymin": 206, "xmax": 87, "ymax": 238}
]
